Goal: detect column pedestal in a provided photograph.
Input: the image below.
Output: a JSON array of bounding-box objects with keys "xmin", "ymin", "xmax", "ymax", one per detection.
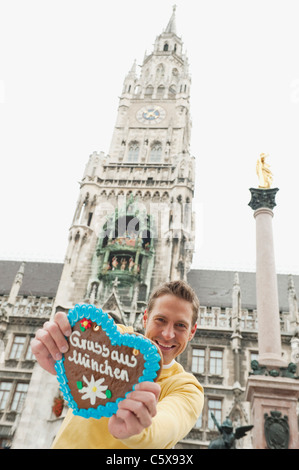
[{"xmin": 245, "ymin": 375, "xmax": 299, "ymax": 449}]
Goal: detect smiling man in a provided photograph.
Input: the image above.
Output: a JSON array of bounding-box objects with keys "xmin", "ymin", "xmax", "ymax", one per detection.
[{"xmin": 31, "ymin": 280, "xmax": 204, "ymax": 449}]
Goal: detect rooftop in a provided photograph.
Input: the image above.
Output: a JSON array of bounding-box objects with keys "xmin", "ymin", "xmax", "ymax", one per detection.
[
  {"xmin": 0, "ymin": 260, "xmax": 298, "ymax": 312},
  {"xmin": 0, "ymin": 260, "xmax": 64, "ymax": 298},
  {"xmin": 187, "ymin": 269, "xmax": 299, "ymax": 312}
]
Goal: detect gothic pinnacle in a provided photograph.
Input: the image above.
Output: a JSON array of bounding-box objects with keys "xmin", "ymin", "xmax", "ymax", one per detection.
[{"xmin": 165, "ymin": 5, "xmax": 177, "ymax": 34}]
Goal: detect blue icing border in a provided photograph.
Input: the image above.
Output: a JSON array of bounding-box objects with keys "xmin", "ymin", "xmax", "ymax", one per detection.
[{"xmin": 54, "ymin": 303, "xmax": 161, "ymax": 419}]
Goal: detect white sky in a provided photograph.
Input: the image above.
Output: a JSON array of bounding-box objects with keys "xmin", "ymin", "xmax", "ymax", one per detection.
[{"xmin": 0, "ymin": 0, "xmax": 299, "ymax": 275}]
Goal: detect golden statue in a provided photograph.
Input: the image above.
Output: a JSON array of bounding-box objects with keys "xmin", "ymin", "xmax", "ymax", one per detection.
[{"xmin": 256, "ymin": 153, "xmax": 273, "ymax": 188}]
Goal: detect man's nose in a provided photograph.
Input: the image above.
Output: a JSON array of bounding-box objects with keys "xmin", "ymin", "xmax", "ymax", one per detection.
[{"xmin": 162, "ymin": 323, "xmax": 175, "ymax": 340}]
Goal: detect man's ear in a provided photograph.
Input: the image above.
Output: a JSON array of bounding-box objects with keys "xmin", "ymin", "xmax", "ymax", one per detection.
[
  {"xmin": 189, "ymin": 322, "xmax": 197, "ymax": 341},
  {"xmin": 143, "ymin": 309, "xmax": 148, "ymax": 328}
]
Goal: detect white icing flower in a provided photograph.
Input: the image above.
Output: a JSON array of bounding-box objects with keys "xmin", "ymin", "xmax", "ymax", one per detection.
[{"xmin": 79, "ymin": 375, "xmax": 108, "ymax": 405}]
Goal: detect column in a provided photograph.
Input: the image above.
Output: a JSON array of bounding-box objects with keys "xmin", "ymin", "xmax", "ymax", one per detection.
[{"xmin": 248, "ymin": 188, "xmax": 286, "ymax": 368}]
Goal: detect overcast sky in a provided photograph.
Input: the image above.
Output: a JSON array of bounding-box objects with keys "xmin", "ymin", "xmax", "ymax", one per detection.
[{"xmin": 1, "ymin": 0, "xmax": 299, "ymax": 275}]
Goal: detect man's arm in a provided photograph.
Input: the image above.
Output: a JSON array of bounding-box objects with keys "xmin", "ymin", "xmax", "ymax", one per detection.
[{"xmin": 117, "ymin": 376, "xmax": 204, "ymax": 449}]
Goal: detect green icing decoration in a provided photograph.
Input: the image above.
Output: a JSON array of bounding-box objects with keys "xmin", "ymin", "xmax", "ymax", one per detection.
[
  {"xmin": 77, "ymin": 381, "xmax": 83, "ymax": 390},
  {"xmin": 105, "ymin": 389, "xmax": 112, "ymax": 399}
]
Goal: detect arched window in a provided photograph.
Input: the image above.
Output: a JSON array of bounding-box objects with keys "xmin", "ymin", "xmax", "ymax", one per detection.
[
  {"xmin": 179, "ymin": 161, "xmax": 185, "ymax": 178},
  {"xmin": 163, "ymin": 43, "xmax": 169, "ymax": 51},
  {"xmin": 145, "ymin": 85, "xmax": 154, "ymax": 97},
  {"xmin": 128, "ymin": 142, "xmax": 140, "ymax": 162},
  {"xmin": 149, "ymin": 142, "xmax": 162, "ymax": 163},
  {"xmin": 134, "ymin": 84, "xmax": 141, "ymax": 95},
  {"xmin": 156, "ymin": 64, "xmax": 165, "ymax": 81},
  {"xmin": 157, "ymin": 85, "xmax": 165, "ymax": 97}
]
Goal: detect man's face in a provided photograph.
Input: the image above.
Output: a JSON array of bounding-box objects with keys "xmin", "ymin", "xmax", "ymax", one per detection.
[{"xmin": 143, "ymin": 294, "xmax": 197, "ymax": 365}]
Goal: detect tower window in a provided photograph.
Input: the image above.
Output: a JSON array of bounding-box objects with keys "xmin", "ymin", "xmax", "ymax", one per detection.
[
  {"xmin": 157, "ymin": 85, "xmax": 165, "ymax": 97},
  {"xmin": 149, "ymin": 142, "xmax": 162, "ymax": 163},
  {"xmin": 156, "ymin": 64, "xmax": 165, "ymax": 81},
  {"xmin": 134, "ymin": 85, "xmax": 141, "ymax": 95},
  {"xmin": 128, "ymin": 142, "xmax": 140, "ymax": 162},
  {"xmin": 163, "ymin": 43, "xmax": 169, "ymax": 51},
  {"xmin": 87, "ymin": 212, "xmax": 93, "ymax": 227},
  {"xmin": 145, "ymin": 85, "xmax": 154, "ymax": 97}
]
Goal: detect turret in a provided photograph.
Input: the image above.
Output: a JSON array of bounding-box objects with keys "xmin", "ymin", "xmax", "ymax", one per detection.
[
  {"xmin": 121, "ymin": 60, "xmax": 138, "ymax": 97},
  {"xmin": 7, "ymin": 262, "xmax": 25, "ymax": 307}
]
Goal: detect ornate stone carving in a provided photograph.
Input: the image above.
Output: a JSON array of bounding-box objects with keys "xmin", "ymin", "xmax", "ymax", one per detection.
[
  {"xmin": 248, "ymin": 187, "xmax": 279, "ymax": 211},
  {"xmin": 249, "ymin": 360, "xmax": 299, "ymax": 379},
  {"xmin": 264, "ymin": 411, "xmax": 289, "ymax": 449}
]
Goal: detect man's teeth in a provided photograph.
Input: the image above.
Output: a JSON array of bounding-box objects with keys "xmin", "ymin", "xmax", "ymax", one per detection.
[{"xmin": 157, "ymin": 342, "xmax": 174, "ymax": 349}]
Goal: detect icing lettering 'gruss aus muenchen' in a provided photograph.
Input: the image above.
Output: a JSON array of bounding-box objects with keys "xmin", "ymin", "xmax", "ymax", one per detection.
[{"xmin": 0, "ymin": 7, "xmax": 299, "ymax": 449}]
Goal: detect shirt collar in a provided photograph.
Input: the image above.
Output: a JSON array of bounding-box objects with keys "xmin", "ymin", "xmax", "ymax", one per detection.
[{"xmin": 162, "ymin": 359, "xmax": 176, "ymax": 369}]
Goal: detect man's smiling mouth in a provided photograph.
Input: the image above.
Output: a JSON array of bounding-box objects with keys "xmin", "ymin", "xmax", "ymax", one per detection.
[{"xmin": 155, "ymin": 340, "xmax": 176, "ymax": 350}]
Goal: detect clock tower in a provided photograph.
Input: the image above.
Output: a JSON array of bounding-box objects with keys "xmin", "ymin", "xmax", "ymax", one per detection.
[{"xmin": 54, "ymin": 6, "xmax": 196, "ymax": 328}]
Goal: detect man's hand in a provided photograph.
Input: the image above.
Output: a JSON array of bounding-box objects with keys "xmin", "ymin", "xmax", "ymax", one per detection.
[
  {"xmin": 108, "ymin": 381, "xmax": 161, "ymax": 440},
  {"xmin": 31, "ymin": 312, "xmax": 72, "ymax": 375}
]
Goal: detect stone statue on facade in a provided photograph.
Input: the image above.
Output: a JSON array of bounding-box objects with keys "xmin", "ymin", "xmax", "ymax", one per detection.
[{"xmin": 208, "ymin": 413, "xmax": 253, "ymax": 449}]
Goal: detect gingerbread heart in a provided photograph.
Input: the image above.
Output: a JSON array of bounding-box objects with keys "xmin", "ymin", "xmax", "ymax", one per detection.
[{"xmin": 55, "ymin": 304, "xmax": 162, "ymax": 419}]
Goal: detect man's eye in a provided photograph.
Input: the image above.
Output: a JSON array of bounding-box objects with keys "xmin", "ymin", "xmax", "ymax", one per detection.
[{"xmin": 177, "ymin": 323, "xmax": 187, "ymax": 329}]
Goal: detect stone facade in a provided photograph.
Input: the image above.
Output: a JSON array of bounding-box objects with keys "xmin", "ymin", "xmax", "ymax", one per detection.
[
  {"xmin": 0, "ymin": 261, "xmax": 63, "ymax": 448},
  {"xmin": 1, "ymin": 262, "xmax": 298, "ymax": 448}
]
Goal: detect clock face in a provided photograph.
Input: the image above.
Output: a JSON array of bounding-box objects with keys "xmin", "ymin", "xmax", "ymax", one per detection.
[{"xmin": 136, "ymin": 106, "xmax": 166, "ymax": 124}]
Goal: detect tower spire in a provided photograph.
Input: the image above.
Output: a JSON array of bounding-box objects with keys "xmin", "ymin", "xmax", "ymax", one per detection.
[{"xmin": 165, "ymin": 5, "xmax": 177, "ymax": 34}]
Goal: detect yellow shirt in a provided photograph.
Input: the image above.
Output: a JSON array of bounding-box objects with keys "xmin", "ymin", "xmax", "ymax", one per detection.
[{"xmin": 52, "ymin": 360, "xmax": 204, "ymax": 449}]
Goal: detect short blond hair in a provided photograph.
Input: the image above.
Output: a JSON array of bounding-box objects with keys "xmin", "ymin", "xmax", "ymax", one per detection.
[{"xmin": 147, "ymin": 280, "xmax": 199, "ymax": 326}]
